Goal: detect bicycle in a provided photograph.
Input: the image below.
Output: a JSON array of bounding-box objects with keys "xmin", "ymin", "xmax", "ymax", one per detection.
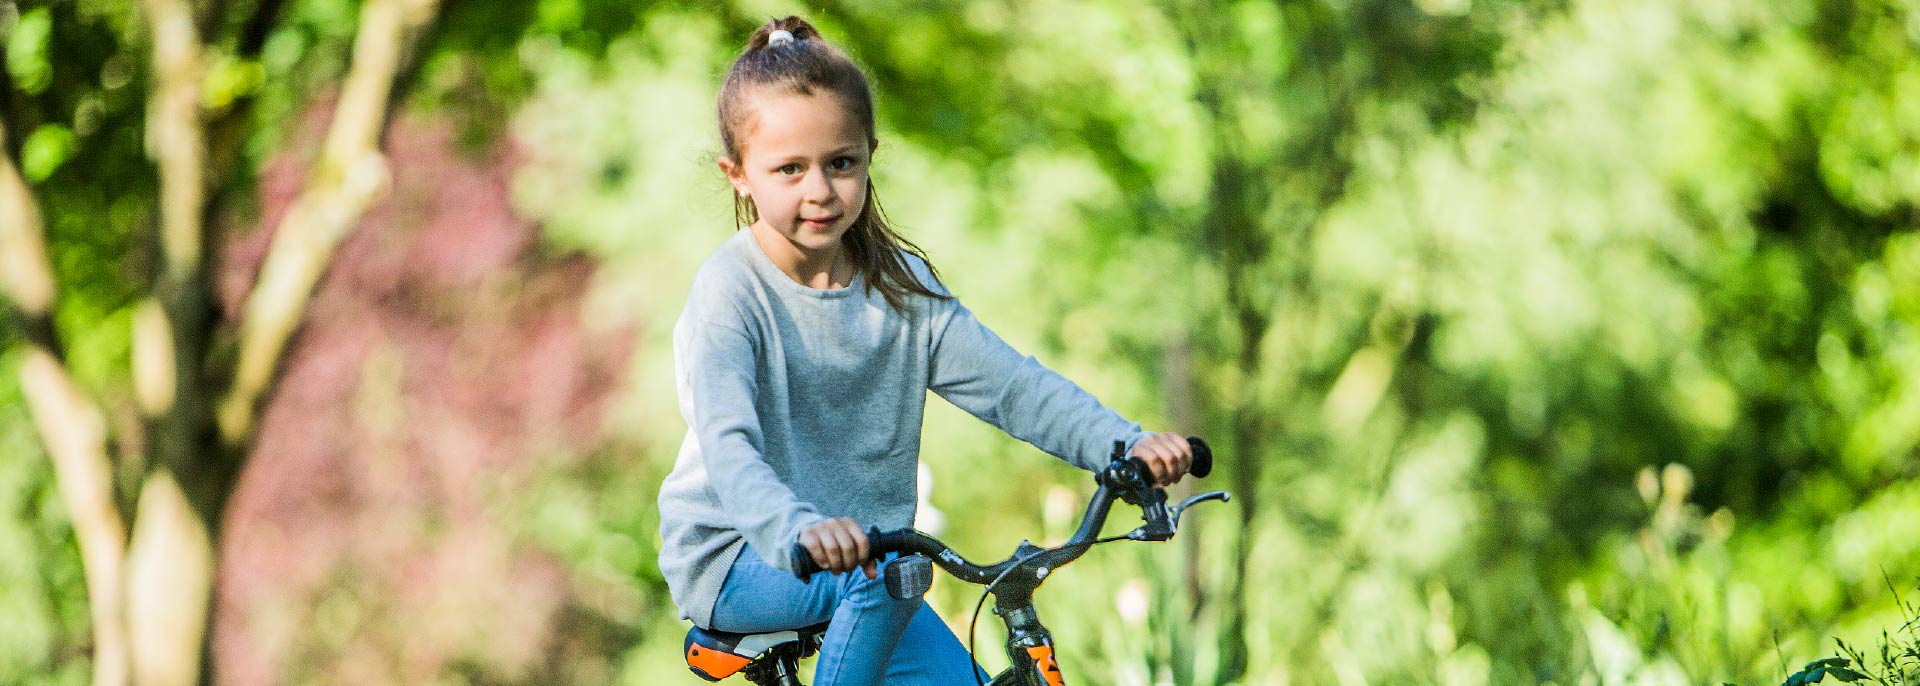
[{"xmin": 682, "ymin": 437, "xmax": 1231, "ymax": 686}]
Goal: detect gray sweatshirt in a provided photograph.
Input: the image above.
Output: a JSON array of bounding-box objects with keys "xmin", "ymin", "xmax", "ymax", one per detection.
[{"xmin": 656, "ymin": 229, "xmax": 1146, "ymax": 627}]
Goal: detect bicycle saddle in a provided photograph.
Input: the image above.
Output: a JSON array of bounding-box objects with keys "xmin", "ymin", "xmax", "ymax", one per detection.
[{"xmin": 684, "ymin": 621, "xmax": 830, "ymax": 682}]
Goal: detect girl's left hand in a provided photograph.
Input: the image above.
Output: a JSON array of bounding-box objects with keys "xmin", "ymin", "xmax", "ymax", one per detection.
[{"xmin": 1130, "ymin": 432, "xmax": 1194, "ymax": 488}]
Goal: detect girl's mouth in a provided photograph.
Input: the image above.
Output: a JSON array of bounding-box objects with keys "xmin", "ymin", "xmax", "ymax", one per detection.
[{"xmin": 801, "ymin": 215, "xmax": 840, "ymax": 230}]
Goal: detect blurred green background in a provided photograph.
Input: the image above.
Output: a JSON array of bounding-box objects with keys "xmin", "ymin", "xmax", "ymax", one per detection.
[{"xmin": 3, "ymin": 0, "xmax": 1918, "ymax": 684}]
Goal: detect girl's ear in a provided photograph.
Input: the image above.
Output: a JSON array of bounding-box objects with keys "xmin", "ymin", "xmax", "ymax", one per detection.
[{"xmin": 717, "ymin": 157, "xmax": 749, "ymax": 197}]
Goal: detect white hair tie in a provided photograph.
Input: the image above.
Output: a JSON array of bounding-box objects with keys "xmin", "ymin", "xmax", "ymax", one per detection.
[{"xmin": 767, "ymin": 29, "xmax": 795, "ymax": 47}]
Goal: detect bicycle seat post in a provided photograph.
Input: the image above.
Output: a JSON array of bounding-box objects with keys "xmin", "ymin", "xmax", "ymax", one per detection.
[{"xmin": 742, "ymin": 644, "xmax": 804, "ymax": 686}]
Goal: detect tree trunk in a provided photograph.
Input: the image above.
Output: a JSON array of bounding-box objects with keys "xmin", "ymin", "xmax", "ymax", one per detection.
[
  {"xmin": 130, "ymin": 4, "xmax": 221, "ymax": 680},
  {"xmin": 1165, "ymin": 334, "xmax": 1200, "ymax": 686},
  {"xmin": 20, "ymin": 350, "xmax": 131, "ymax": 686},
  {"xmin": 0, "ymin": 0, "xmax": 442, "ymax": 683},
  {"xmin": 217, "ymin": 0, "xmax": 440, "ymax": 445},
  {"xmin": 125, "ymin": 471, "xmax": 213, "ymax": 686},
  {"xmin": 4, "ymin": 117, "xmax": 133, "ymax": 686}
]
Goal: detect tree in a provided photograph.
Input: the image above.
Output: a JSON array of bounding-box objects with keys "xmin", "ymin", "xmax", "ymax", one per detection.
[{"xmin": 0, "ymin": 0, "xmax": 440, "ymax": 682}]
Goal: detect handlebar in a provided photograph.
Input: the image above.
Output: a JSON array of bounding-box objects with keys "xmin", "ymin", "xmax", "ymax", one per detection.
[
  {"xmin": 1103, "ymin": 435, "xmax": 1214, "ymax": 481},
  {"xmin": 788, "ymin": 526, "xmax": 960, "ymax": 583},
  {"xmin": 789, "ymin": 436, "xmax": 1226, "ymax": 584}
]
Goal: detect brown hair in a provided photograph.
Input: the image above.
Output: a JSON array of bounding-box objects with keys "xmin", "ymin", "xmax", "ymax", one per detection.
[{"xmin": 718, "ymin": 16, "xmax": 951, "ymax": 312}]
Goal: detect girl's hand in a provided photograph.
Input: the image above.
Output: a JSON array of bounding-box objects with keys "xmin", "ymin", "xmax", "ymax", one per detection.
[
  {"xmin": 1130, "ymin": 432, "xmax": 1195, "ymax": 488},
  {"xmin": 798, "ymin": 517, "xmax": 878, "ymax": 579}
]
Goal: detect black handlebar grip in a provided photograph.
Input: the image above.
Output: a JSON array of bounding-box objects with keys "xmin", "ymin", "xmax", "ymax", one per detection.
[
  {"xmin": 790, "ymin": 539, "xmax": 824, "ymax": 580},
  {"xmin": 1188, "ymin": 436, "xmax": 1213, "ymax": 478},
  {"xmin": 791, "ymin": 526, "xmax": 900, "ymax": 580}
]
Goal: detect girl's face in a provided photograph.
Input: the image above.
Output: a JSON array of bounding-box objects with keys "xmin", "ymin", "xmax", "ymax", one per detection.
[{"xmin": 720, "ymin": 91, "xmax": 871, "ymax": 255}]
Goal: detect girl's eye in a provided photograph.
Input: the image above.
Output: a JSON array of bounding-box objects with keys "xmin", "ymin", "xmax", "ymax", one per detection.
[
  {"xmin": 778, "ymin": 163, "xmax": 802, "ymax": 175},
  {"xmin": 829, "ymin": 157, "xmax": 856, "ymax": 171}
]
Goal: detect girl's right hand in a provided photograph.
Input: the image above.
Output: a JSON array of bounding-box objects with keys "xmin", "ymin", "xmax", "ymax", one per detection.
[{"xmin": 798, "ymin": 517, "xmax": 878, "ymax": 579}]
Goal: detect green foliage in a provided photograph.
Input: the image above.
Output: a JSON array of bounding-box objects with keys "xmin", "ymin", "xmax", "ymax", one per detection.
[
  {"xmin": 19, "ymin": 123, "xmax": 73, "ymax": 181},
  {"xmin": 1774, "ymin": 579, "xmax": 1920, "ymax": 686},
  {"xmin": 1783, "ymin": 657, "xmax": 1868, "ymax": 685},
  {"xmin": 510, "ymin": 0, "xmax": 1920, "ymax": 683},
  {"xmin": 5, "ymin": 8, "xmax": 55, "ymax": 95},
  {"xmin": 8, "ymin": 0, "xmax": 1919, "ymax": 683}
]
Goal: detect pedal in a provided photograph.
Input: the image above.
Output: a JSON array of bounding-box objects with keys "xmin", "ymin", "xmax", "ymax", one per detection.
[{"xmin": 884, "ymin": 554, "xmax": 934, "ymax": 599}]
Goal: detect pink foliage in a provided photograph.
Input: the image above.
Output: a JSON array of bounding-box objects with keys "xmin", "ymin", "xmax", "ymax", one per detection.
[{"xmin": 213, "ymin": 104, "xmax": 633, "ymax": 686}]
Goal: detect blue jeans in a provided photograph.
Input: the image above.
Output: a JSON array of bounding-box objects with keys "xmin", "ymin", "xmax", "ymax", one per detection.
[{"xmin": 709, "ymin": 544, "xmax": 989, "ymax": 686}]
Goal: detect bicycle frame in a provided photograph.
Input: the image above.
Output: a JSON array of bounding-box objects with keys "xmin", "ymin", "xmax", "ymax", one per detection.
[{"xmin": 985, "ymin": 604, "xmax": 1065, "ymax": 686}]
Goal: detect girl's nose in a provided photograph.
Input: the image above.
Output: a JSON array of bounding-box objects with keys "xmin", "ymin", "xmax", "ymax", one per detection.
[{"xmin": 803, "ymin": 168, "xmax": 835, "ymax": 203}]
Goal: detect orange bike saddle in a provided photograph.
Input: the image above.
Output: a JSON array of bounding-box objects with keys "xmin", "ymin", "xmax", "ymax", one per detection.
[{"xmin": 683, "ymin": 621, "xmax": 831, "ymax": 681}]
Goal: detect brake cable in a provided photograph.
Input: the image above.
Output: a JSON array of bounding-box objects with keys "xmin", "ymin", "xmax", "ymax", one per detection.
[{"xmin": 964, "ymin": 534, "xmax": 1133, "ymax": 686}]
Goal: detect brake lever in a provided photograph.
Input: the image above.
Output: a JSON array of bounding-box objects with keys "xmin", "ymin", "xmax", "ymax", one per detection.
[
  {"xmin": 1169, "ymin": 490, "xmax": 1231, "ymax": 529},
  {"xmin": 1123, "ymin": 488, "xmax": 1175, "ymax": 541}
]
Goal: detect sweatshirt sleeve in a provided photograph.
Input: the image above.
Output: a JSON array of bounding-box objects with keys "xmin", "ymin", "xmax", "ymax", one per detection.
[
  {"xmin": 925, "ymin": 295, "xmax": 1147, "ymax": 472},
  {"xmin": 679, "ymin": 308, "xmax": 826, "ymax": 571}
]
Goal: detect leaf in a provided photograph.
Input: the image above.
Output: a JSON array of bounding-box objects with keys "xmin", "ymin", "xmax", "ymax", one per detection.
[
  {"xmin": 1791, "ymin": 667, "xmax": 1830, "ymax": 685},
  {"xmin": 200, "ymin": 53, "xmax": 265, "ymax": 110},
  {"xmin": 4, "ymin": 8, "xmax": 53, "ymax": 94},
  {"xmin": 1825, "ymin": 667, "xmax": 1866, "ymax": 682},
  {"xmin": 21, "ymin": 124, "xmax": 75, "ymax": 182}
]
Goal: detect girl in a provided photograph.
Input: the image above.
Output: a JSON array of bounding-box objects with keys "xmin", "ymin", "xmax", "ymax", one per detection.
[{"xmin": 656, "ymin": 16, "xmax": 1195, "ymax": 686}]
